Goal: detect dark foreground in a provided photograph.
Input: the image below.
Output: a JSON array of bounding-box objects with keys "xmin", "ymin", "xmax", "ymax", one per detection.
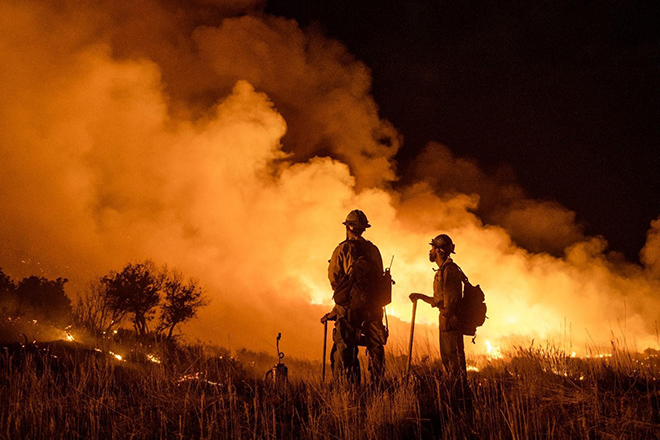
[{"xmin": 1, "ymin": 339, "xmax": 658, "ymax": 439}]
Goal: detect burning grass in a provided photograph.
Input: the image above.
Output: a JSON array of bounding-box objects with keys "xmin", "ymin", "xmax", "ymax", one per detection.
[{"xmin": 1, "ymin": 334, "xmax": 658, "ymax": 439}]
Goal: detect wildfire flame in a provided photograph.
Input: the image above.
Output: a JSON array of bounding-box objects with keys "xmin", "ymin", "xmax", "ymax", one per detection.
[
  {"xmin": 146, "ymin": 354, "xmax": 161, "ymax": 364},
  {"xmin": 486, "ymin": 341, "xmax": 503, "ymax": 360},
  {"xmin": 108, "ymin": 351, "xmax": 124, "ymax": 362},
  {"xmin": 177, "ymin": 372, "xmax": 220, "ymax": 387}
]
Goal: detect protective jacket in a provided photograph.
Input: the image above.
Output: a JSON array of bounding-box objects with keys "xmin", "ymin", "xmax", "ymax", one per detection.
[
  {"xmin": 433, "ymin": 257, "xmax": 464, "ymax": 331},
  {"xmin": 328, "ymin": 238, "xmax": 383, "ymax": 312}
]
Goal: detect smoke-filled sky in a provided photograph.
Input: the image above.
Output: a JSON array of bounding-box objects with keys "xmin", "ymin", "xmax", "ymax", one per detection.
[
  {"xmin": 268, "ymin": 0, "xmax": 660, "ymax": 261},
  {"xmin": 1, "ymin": 0, "xmax": 659, "ymax": 358}
]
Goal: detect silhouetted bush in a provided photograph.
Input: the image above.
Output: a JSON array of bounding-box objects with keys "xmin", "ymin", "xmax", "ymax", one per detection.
[
  {"xmin": 101, "ymin": 261, "xmax": 163, "ymax": 337},
  {"xmin": 0, "ymin": 269, "xmax": 70, "ymax": 325},
  {"xmin": 77, "ymin": 261, "xmax": 210, "ymax": 339},
  {"xmin": 158, "ymin": 271, "xmax": 209, "ymax": 338},
  {"xmin": 0, "ymin": 268, "xmax": 18, "ymax": 317}
]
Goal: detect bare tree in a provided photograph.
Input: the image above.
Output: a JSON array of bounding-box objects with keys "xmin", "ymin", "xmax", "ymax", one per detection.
[
  {"xmin": 158, "ymin": 271, "xmax": 209, "ymax": 338},
  {"xmin": 76, "ymin": 262, "xmax": 208, "ymax": 339},
  {"xmin": 102, "ymin": 261, "xmax": 163, "ymax": 337},
  {"xmin": 73, "ymin": 279, "xmax": 125, "ymax": 336}
]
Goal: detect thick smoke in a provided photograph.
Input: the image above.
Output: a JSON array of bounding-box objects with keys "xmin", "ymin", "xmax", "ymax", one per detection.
[
  {"xmin": 1, "ymin": 0, "xmax": 658, "ymax": 358},
  {"xmin": 406, "ymin": 143, "xmax": 586, "ymax": 255},
  {"xmin": 641, "ymin": 217, "xmax": 660, "ymax": 278}
]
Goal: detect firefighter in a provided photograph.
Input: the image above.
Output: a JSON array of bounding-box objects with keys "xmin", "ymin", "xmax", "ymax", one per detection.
[
  {"xmin": 322, "ymin": 209, "xmax": 386, "ymax": 384},
  {"xmin": 409, "ymin": 234, "xmax": 467, "ymax": 377}
]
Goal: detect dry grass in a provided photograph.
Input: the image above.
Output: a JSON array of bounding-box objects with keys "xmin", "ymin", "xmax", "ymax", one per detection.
[{"xmin": 1, "ymin": 339, "xmax": 658, "ymax": 439}]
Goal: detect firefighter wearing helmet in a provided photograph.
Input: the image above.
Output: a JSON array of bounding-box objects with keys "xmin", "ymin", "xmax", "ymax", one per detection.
[
  {"xmin": 322, "ymin": 209, "xmax": 386, "ymax": 384},
  {"xmin": 410, "ymin": 234, "xmax": 468, "ymax": 379}
]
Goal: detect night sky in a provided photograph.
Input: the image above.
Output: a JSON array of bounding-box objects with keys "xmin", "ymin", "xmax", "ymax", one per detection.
[{"xmin": 266, "ymin": 0, "xmax": 660, "ymax": 261}]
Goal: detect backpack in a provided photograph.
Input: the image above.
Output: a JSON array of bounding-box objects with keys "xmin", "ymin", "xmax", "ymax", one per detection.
[
  {"xmin": 339, "ymin": 240, "xmax": 393, "ymax": 309},
  {"xmin": 455, "ymin": 269, "xmax": 487, "ymax": 337}
]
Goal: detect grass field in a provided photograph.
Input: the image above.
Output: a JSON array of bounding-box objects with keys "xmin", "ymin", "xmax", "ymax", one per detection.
[{"xmin": 1, "ymin": 328, "xmax": 658, "ymax": 440}]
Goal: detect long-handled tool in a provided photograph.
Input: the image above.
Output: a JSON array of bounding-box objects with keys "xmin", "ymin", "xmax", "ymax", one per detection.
[
  {"xmin": 320, "ymin": 311, "xmax": 337, "ymax": 382},
  {"xmin": 407, "ymin": 298, "xmax": 418, "ymax": 376},
  {"xmin": 322, "ymin": 320, "xmax": 328, "ymax": 381}
]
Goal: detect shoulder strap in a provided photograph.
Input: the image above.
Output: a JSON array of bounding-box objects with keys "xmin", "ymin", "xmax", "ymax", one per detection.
[
  {"xmin": 443, "ymin": 261, "xmax": 468, "ymax": 283},
  {"xmin": 456, "ymin": 264, "xmax": 468, "ymax": 283}
]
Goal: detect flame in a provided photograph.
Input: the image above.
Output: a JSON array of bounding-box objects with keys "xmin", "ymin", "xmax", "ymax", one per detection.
[
  {"xmin": 486, "ymin": 341, "xmax": 503, "ymax": 360},
  {"xmin": 108, "ymin": 351, "xmax": 124, "ymax": 362},
  {"xmin": 177, "ymin": 372, "xmax": 220, "ymax": 387},
  {"xmin": 146, "ymin": 353, "xmax": 161, "ymax": 364}
]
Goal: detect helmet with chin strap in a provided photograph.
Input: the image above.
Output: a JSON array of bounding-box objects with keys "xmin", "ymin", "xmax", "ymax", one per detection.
[{"xmin": 430, "ymin": 234, "xmax": 455, "ymax": 254}]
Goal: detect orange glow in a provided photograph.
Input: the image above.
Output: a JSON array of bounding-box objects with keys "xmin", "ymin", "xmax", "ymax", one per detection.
[
  {"xmin": 486, "ymin": 341, "xmax": 503, "ymax": 360},
  {"xmin": 146, "ymin": 354, "xmax": 162, "ymax": 364},
  {"xmin": 108, "ymin": 351, "xmax": 124, "ymax": 362},
  {"xmin": 0, "ymin": 0, "xmax": 658, "ymax": 360}
]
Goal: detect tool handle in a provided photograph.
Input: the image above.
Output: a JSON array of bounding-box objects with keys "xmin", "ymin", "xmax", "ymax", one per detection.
[
  {"xmin": 407, "ymin": 299, "xmax": 418, "ymax": 375},
  {"xmin": 322, "ymin": 320, "xmax": 328, "ymax": 382}
]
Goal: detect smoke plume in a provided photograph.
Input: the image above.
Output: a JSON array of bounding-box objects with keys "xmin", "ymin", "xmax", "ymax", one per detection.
[{"xmin": 1, "ymin": 0, "xmax": 658, "ymax": 358}]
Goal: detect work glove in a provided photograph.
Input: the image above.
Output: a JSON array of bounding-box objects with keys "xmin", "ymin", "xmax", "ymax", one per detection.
[{"xmin": 320, "ymin": 310, "xmax": 337, "ymax": 323}]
